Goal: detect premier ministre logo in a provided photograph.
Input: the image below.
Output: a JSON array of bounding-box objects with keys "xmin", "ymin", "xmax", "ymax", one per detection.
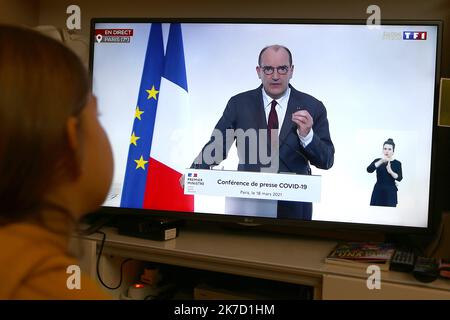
[{"xmin": 187, "ymin": 173, "xmax": 204, "ymax": 186}]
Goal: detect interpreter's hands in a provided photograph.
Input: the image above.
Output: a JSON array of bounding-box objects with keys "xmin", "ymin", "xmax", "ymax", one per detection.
[
  {"xmin": 386, "ymin": 161, "xmax": 393, "ymax": 175},
  {"xmin": 292, "ymin": 110, "xmax": 313, "ymax": 137},
  {"xmin": 386, "ymin": 161, "xmax": 399, "ymax": 179},
  {"xmin": 376, "ymin": 157, "xmax": 389, "ymax": 167}
]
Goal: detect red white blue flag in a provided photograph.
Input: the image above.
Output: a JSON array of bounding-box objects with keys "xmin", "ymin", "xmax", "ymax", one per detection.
[{"xmin": 121, "ymin": 23, "xmax": 194, "ymax": 212}]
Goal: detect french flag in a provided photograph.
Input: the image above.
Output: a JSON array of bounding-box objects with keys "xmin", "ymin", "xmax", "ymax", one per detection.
[{"xmin": 121, "ymin": 23, "xmax": 194, "ymax": 212}]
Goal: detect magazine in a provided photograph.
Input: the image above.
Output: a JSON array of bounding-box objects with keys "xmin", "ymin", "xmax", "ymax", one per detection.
[{"xmin": 325, "ymin": 242, "xmax": 396, "ymax": 271}]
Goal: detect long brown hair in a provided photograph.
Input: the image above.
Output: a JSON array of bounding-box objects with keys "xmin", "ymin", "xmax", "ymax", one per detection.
[{"xmin": 0, "ymin": 25, "xmax": 90, "ymax": 223}]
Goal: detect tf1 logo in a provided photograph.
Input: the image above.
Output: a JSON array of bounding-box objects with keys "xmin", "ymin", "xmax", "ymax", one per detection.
[{"xmin": 403, "ymin": 31, "xmax": 427, "ymax": 40}]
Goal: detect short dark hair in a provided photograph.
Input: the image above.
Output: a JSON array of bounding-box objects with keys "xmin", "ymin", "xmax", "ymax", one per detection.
[
  {"xmin": 258, "ymin": 45, "xmax": 293, "ymax": 66},
  {"xmin": 383, "ymin": 138, "xmax": 395, "ymax": 151}
]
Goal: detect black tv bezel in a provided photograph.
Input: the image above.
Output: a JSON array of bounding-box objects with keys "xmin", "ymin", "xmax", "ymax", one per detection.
[{"xmin": 89, "ymin": 18, "xmax": 443, "ymax": 235}]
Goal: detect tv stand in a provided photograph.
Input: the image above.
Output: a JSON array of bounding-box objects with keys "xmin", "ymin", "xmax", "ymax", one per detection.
[{"xmin": 72, "ymin": 224, "xmax": 450, "ymax": 300}]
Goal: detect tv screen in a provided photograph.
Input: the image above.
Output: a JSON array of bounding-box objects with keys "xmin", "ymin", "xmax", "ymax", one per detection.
[{"xmin": 90, "ymin": 19, "xmax": 441, "ymax": 231}]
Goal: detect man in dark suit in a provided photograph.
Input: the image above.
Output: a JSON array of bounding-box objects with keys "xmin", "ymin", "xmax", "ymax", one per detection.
[{"xmin": 191, "ymin": 45, "xmax": 334, "ymax": 220}]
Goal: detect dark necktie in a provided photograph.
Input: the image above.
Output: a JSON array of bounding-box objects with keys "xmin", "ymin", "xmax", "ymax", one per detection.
[{"xmin": 267, "ymin": 100, "xmax": 278, "ymax": 140}]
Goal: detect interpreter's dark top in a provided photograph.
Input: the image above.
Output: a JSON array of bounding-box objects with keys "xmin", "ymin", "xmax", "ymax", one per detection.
[{"xmin": 367, "ymin": 159, "xmax": 403, "ymax": 207}]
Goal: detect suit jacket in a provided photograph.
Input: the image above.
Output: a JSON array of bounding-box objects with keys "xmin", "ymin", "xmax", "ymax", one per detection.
[{"xmin": 192, "ymin": 85, "xmax": 335, "ymax": 219}]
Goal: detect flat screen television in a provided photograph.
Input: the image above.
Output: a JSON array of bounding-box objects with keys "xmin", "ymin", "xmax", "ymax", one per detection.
[{"xmin": 89, "ymin": 18, "xmax": 442, "ymax": 235}]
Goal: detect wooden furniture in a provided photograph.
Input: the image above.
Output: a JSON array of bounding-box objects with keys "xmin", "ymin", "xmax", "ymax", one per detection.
[{"xmin": 72, "ymin": 225, "xmax": 450, "ymax": 300}]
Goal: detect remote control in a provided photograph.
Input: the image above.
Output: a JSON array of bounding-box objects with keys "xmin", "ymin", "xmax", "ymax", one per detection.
[
  {"xmin": 390, "ymin": 250, "xmax": 415, "ymax": 272},
  {"xmin": 412, "ymin": 256, "xmax": 439, "ymax": 283}
]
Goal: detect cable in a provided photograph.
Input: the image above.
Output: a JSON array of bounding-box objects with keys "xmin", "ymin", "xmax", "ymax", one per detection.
[
  {"xmin": 95, "ymin": 230, "xmax": 132, "ymax": 290},
  {"xmin": 77, "ymin": 215, "xmax": 114, "ymax": 236}
]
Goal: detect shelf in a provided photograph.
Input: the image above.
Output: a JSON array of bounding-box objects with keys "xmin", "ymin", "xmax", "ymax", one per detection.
[{"xmin": 74, "ymin": 225, "xmax": 450, "ymax": 300}]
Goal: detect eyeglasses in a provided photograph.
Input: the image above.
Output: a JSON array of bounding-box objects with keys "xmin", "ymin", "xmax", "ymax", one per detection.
[{"xmin": 260, "ymin": 65, "xmax": 290, "ymax": 75}]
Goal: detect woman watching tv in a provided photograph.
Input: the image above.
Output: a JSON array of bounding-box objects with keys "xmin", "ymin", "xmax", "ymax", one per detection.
[{"xmin": 0, "ymin": 25, "xmax": 113, "ymax": 299}]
